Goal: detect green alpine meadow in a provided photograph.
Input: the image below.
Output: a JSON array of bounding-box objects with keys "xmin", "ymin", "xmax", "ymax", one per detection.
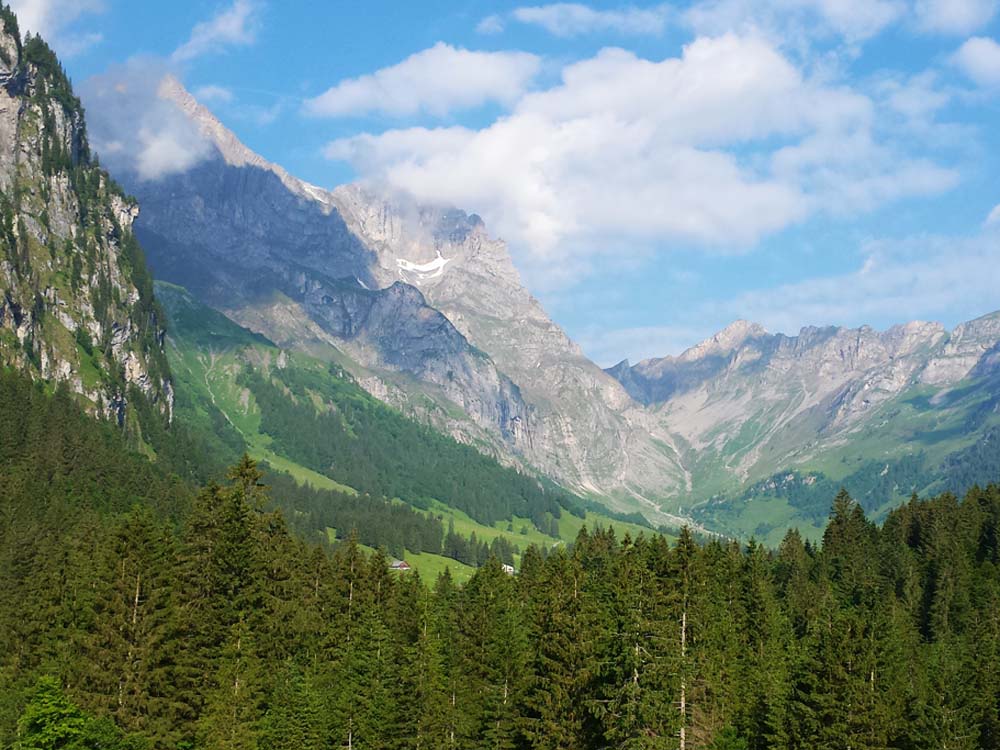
[{"xmin": 2, "ymin": 1, "xmax": 1000, "ymax": 748}]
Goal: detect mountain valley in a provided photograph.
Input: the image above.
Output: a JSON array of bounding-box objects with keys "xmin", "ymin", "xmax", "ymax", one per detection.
[{"xmin": 107, "ymin": 76, "xmax": 1000, "ymax": 542}]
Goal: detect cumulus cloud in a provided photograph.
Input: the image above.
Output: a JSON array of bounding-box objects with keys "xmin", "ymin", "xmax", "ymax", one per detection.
[
  {"xmin": 725, "ymin": 230, "xmax": 1000, "ymax": 335},
  {"xmin": 987, "ymin": 203, "xmax": 1000, "ymax": 225},
  {"xmin": 171, "ymin": 0, "xmax": 259, "ymax": 63},
  {"xmin": 510, "ymin": 3, "xmax": 670, "ymax": 37},
  {"xmin": 302, "ymin": 43, "xmax": 541, "ymax": 118},
  {"xmin": 9, "ymin": 0, "xmax": 105, "ymax": 56},
  {"xmin": 875, "ymin": 71, "xmax": 951, "ymax": 122},
  {"xmin": 79, "ymin": 60, "xmax": 213, "ymax": 181},
  {"xmin": 915, "ymin": 0, "xmax": 997, "ymax": 34},
  {"xmin": 953, "ymin": 36, "xmax": 1000, "ymax": 87},
  {"xmin": 685, "ymin": 0, "xmax": 906, "ymax": 43},
  {"xmin": 325, "ymin": 35, "xmax": 957, "ymax": 286}
]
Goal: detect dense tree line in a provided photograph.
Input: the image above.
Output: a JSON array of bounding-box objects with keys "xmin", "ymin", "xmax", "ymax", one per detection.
[
  {"xmin": 0, "ymin": 370, "xmax": 189, "ymax": 521},
  {"xmin": 267, "ymin": 470, "xmax": 444, "ymax": 556},
  {"xmin": 3, "ymin": 366, "xmax": 1000, "ymax": 748},
  {"xmin": 262, "ymin": 469, "xmax": 524, "ymax": 567}
]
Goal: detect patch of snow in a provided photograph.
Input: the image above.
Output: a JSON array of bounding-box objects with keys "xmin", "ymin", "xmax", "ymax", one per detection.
[
  {"xmin": 302, "ymin": 183, "xmax": 331, "ymax": 205},
  {"xmin": 396, "ymin": 250, "xmax": 452, "ymax": 284}
]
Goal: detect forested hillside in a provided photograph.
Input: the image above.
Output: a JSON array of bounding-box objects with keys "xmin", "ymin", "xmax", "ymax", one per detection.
[
  {"xmin": 2, "ymin": 359, "xmax": 999, "ymax": 749},
  {"xmin": 158, "ymin": 281, "xmax": 652, "ymax": 572}
]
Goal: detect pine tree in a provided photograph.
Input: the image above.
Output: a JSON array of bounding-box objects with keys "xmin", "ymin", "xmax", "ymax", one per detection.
[
  {"xmin": 455, "ymin": 559, "xmax": 529, "ymax": 750},
  {"xmin": 521, "ymin": 548, "xmax": 597, "ymax": 749},
  {"xmin": 389, "ymin": 572, "xmax": 448, "ymax": 750}
]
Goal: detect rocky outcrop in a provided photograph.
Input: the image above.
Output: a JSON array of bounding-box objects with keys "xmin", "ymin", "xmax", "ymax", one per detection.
[
  {"xmin": 127, "ymin": 81, "xmax": 532, "ymax": 460},
  {"xmin": 608, "ymin": 313, "xmax": 998, "ymax": 491},
  {"xmin": 0, "ymin": 12, "xmax": 171, "ymax": 423},
  {"xmin": 327, "ymin": 185, "xmax": 684, "ymax": 503},
  {"xmin": 921, "ymin": 312, "xmax": 1000, "ymax": 385}
]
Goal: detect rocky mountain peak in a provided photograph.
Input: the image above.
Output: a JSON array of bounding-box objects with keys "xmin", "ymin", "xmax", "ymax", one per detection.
[
  {"xmin": 678, "ymin": 319, "xmax": 769, "ymax": 363},
  {"xmin": 125, "ymin": 80, "xmax": 687, "ymax": 509},
  {"xmin": 158, "ymin": 75, "xmax": 336, "ymax": 210}
]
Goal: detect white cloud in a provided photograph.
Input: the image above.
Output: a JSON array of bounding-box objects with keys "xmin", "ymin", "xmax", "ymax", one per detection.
[
  {"xmin": 771, "ymin": 130, "xmax": 958, "ymax": 215},
  {"xmin": 9, "ymin": 0, "xmax": 104, "ymax": 56},
  {"xmin": 915, "ymin": 0, "xmax": 997, "ymax": 34},
  {"xmin": 987, "ymin": 203, "xmax": 1000, "ymax": 225},
  {"xmin": 325, "ymin": 35, "xmax": 957, "ymax": 287},
  {"xmin": 476, "ymin": 14, "xmax": 505, "ymax": 34},
  {"xmin": 193, "ymin": 84, "xmax": 234, "ymax": 103},
  {"xmin": 953, "ymin": 36, "xmax": 1000, "ymax": 87},
  {"xmin": 303, "ymin": 43, "xmax": 540, "ymax": 118},
  {"xmin": 171, "ymin": 0, "xmax": 259, "ymax": 63},
  {"xmin": 79, "ymin": 61, "xmax": 213, "ymax": 181},
  {"xmin": 510, "ymin": 3, "xmax": 669, "ymax": 37},
  {"xmin": 876, "ymin": 71, "xmax": 950, "ymax": 121},
  {"xmin": 685, "ymin": 0, "xmax": 905, "ymax": 43},
  {"xmin": 578, "ymin": 226, "xmax": 1000, "ymax": 362},
  {"xmin": 725, "ymin": 231, "xmax": 1000, "ymax": 335}
]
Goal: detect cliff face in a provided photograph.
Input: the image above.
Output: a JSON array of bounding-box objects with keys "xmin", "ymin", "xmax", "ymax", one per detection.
[
  {"xmin": 0, "ymin": 12, "xmax": 172, "ymax": 423},
  {"xmin": 327, "ymin": 186, "xmax": 685, "ymax": 505}
]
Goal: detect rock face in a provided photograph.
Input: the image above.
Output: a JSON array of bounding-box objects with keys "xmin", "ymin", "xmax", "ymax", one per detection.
[
  {"xmin": 327, "ymin": 185, "xmax": 683, "ymax": 503},
  {"xmin": 0, "ymin": 13, "xmax": 171, "ymax": 423},
  {"xmin": 608, "ymin": 314, "xmax": 999, "ymax": 489},
  {"xmin": 121, "ymin": 78, "xmax": 683, "ymax": 511}
]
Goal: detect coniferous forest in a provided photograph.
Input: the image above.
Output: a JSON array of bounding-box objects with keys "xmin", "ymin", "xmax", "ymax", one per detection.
[{"xmin": 2, "ymin": 370, "xmax": 1000, "ymax": 750}]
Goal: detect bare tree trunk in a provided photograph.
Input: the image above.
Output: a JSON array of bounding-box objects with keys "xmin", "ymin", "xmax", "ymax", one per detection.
[{"xmin": 680, "ymin": 607, "xmax": 687, "ymax": 750}]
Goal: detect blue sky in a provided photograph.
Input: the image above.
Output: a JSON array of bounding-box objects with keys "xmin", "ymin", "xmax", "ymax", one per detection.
[{"xmin": 15, "ymin": 0, "xmax": 1000, "ymax": 365}]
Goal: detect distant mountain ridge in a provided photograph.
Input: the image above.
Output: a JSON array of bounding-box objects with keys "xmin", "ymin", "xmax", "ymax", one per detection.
[{"xmin": 607, "ymin": 312, "xmax": 1000, "ymax": 539}]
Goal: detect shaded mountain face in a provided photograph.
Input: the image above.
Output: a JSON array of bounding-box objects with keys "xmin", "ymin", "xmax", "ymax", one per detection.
[
  {"xmin": 122, "ymin": 78, "xmax": 685, "ymax": 518},
  {"xmin": 0, "ymin": 14, "xmax": 171, "ymax": 423}
]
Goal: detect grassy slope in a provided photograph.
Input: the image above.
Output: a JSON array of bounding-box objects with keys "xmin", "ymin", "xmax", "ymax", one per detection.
[
  {"xmin": 692, "ymin": 375, "xmax": 1000, "ymax": 544},
  {"xmin": 158, "ymin": 281, "xmax": 659, "ymax": 578}
]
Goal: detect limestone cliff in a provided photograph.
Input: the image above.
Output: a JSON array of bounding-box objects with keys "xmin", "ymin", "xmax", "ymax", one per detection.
[
  {"xmin": 608, "ymin": 313, "xmax": 1000, "ymax": 497},
  {"xmin": 0, "ymin": 10, "xmax": 172, "ymax": 423}
]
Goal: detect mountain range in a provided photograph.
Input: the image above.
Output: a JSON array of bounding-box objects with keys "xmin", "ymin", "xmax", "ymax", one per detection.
[{"xmin": 105, "ymin": 75, "xmax": 1000, "ymax": 541}]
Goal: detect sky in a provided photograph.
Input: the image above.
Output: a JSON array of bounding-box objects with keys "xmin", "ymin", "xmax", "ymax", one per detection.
[{"xmin": 13, "ymin": 0, "xmax": 1000, "ymax": 366}]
